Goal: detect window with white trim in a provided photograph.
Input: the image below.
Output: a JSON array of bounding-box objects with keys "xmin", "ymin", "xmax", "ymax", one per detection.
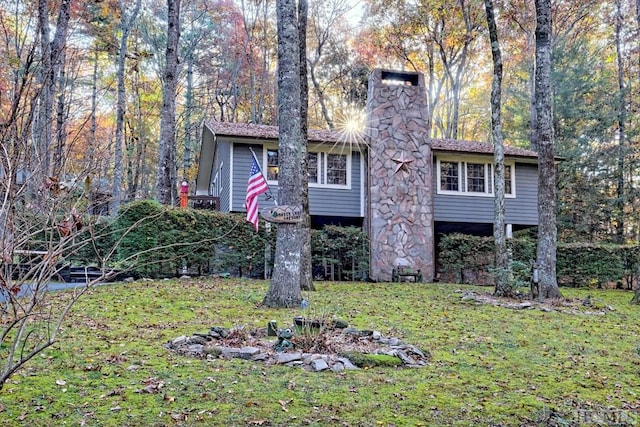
[
  {"xmin": 504, "ymin": 164, "xmax": 512, "ymax": 194},
  {"xmin": 264, "ymin": 148, "xmax": 350, "ymax": 188},
  {"xmin": 308, "ymin": 152, "xmax": 319, "ymax": 184},
  {"xmin": 440, "ymin": 161, "xmax": 460, "ymax": 191},
  {"xmin": 326, "ymin": 153, "xmax": 347, "ymax": 185},
  {"xmin": 266, "ymin": 149, "xmax": 279, "ymax": 181},
  {"xmin": 437, "ymin": 157, "xmax": 515, "ymax": 197}
]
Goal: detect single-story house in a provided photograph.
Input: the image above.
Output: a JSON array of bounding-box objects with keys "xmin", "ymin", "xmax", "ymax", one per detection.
[{"xmin": 195, "ymin": 69, "xmax": 539, "ymax": 281}]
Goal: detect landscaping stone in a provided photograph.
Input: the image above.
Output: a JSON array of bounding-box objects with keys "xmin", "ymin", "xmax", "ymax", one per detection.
[
  {"xmin": 187, "ymin": 344, "xmax": 204, "ymax": 356},
  {"xmin": 164, "ymin": 320, "xmax": 430, "ymax": 372},
  {"xmin": 331, "ymin": 361, "xmax": 345, "ymax": 372},
  {"xmin": 276, "ymin": 353, "xmax": 303, "ymax": 364},
  {"xmin": 337, "ymin": 357, "xmax": 360, "ymax": 370},
  {"xmin": 238, "ymin": 347, "xmax": 261, "ymax": 360},
  {"xmin": 171, "ymin": 335, "xmax": 187, "ymax": 346},
  {"xmin": 394, "ymin": 349, "xmax": 416, "ymax": 365},
  {"xmin": 188, "ymin": 335, "xmax": 209, "ymax": 346},
  {"xmin": 219, "ymin": 346, "xmax": 241, "ymax": 359},
  {"xmin": 311, "ymin": 358, "xmax": 329, "ymax": 371}
]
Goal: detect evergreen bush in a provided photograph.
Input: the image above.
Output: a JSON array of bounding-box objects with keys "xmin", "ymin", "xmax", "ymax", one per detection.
[
  {"xmin": 69, "ymin": 201, "xmax": 369, "ymax": 281},
  {"xmin": 437, "ymin": 232, "xmax": 638, "ymax": 288}
]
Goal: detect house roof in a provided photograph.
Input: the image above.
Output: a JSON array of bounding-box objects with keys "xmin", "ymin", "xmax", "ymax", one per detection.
[
  {"xmin": 204, "ymin": 121, "xmax": 538, "ymax": 158},
  {"xmin": 431, "ymin": 139, "xmax": 537, "ymax": 158}
]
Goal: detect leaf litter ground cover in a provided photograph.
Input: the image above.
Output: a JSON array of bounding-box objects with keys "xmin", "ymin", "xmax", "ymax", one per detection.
[{"xmin": 1, "ymin": 278, "xmax": 640, "ymax": 426}]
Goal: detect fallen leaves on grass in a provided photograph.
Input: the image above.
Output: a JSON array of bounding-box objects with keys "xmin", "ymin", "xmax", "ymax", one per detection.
[
  {"xmin": 458, "ymin": 290, "xmax": 614, "ymax": 314},
  {"xmin": 279, "ymin": 399, "xmax": 292, "ymax": 412},
  {"xmin": 137, "ymin": 377, "xmax": 165, "ymax": 393}
]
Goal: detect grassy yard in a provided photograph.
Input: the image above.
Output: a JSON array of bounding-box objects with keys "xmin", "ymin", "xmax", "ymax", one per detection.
[{"xmin": 1, "ymin": 279, "xmax": 639, "ymax": 426}]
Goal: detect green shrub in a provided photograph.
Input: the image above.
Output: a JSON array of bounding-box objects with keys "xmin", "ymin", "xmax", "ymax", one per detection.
[
  {"xmin": 557, "ymin": 242, "xmax": 636, "ymax": 288},
  {"xmin": 311, "ymin": 225, "xmax": 369, "ymax": 281},
  {"xmin": 64, "ymin": 201, "xmax": 370, "ymax": 280},
  {"xmin": 110, "ymin": 200, "xmax": 272, "ymax": 278},
  {"xmin": 437, "ymin": 232, "xmax": 638, "ymax": 288}
]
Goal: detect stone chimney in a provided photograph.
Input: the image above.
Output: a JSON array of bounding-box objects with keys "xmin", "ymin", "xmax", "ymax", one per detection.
[{"xmin": 365, "ymin": 69, "xmax": 434, "ymax": 282}]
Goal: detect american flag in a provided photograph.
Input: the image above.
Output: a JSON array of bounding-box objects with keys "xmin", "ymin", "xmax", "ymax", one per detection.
[{"xmin": 245, "ymin": 153, "xmax": 269, "ymax": 231}]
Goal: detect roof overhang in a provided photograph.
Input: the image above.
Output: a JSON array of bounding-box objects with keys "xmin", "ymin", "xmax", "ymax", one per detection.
[{"xmin": 201, "ymin": 121, "xmax": 540, "ymax": 161}]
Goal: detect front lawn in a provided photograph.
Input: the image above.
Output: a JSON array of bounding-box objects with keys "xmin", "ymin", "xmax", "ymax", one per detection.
[{"xmin": 1, "ymin": 279, "xmax": 639, "ymax": 426}]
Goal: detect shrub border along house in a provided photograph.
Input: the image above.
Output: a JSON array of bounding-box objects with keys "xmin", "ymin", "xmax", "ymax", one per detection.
[
  {"xmin": 437, "ymin": 232, "xmax": 639, "ymax": 289},
  {"xmin": 72, "ymin": 200, "xmax": 369, "ymax": 280}
]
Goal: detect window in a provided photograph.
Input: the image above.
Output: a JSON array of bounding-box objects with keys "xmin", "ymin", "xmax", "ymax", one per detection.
[
  {"xmin": 266, "ymin": 149, "xmax": 278, "ymax": 180},
  {"xmin": 308, "ymin": 152, "xmax": 319, "ymax": 184},
  {"xmin": 264, "ymin": 148, "xmax": 350, "ymax": 188},
  {"xmin": 504, "ymin": 165, "xmax": 512, "ymax": 194},
  {"xmin": 211, "ymin": 162, "xmax": 223, "ymax": 197},
  {"xmin": 440, "ymin": 161, "xmax": 460, "ymax": 191},
  {"xmin": 437, "ymin": 158, "xmax": 515, "ymax": 197},
  {"xmin": 466, "ymin": 163, "xmax": 486, "ymax": 193},
  {"xmin": 326, "ymin": 153, "xmax": 347, "ymax": 185}
]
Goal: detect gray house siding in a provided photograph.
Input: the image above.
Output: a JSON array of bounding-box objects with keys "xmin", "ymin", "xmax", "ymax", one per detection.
[
  {"xmin": 434, "ymin": 161, "xmax": 538, "ymax": 226},
  {"xmin": 308, "ymin": 151, "xmax": 362, "ymax": 217},
  {"xmin": 199, "ymin": 123, "xmax": 540, "ymax": 229},
  {"xmin": 230, "ymin": 143, "xmax": 363, "ymax": 217},
  {"xmin": 506, "ymin": 163, "xmax": 538, "ymax": 225},
  {"xmin": 230, "ymin": 144, "xmax": 264, "ymax": 213},
  {"xmin": 216, "ymin": 141, "xmax": 232, "ymax": 212}
]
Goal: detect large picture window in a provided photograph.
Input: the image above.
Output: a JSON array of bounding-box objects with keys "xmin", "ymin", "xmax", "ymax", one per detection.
[
  {"xmin": 437, "ymin": 158, "xmax": 515, "ymax": 197},
  {"xmin": 264, "ymin": 148, "xmax": 350, "ymax": 188}
]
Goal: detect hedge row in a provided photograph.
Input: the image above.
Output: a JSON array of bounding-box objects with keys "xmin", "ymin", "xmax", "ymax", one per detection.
[
  {"xmin": 68, "ymin": 201, "xmax": 636, "ymax": 287},
  {"xmin": 437, "ymin": 233, "xmax": 638, "ymax": 289},
  {"xmin": 69, "ymin": 200, "xmax": 369, "ymax": 279}
]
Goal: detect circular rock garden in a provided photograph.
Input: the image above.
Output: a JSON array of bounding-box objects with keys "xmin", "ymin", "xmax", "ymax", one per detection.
[{"xmin": 164, "ymin": 317, "xmax": 430, "ymax": 372}]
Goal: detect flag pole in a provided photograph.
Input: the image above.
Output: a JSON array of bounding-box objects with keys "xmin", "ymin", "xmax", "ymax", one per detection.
[
  {"xmin": 247, "ymin": 147, "xmax": 274, "ymax": 278},
  {"xmin": 249, "ymin": 147, "xmax": 277, "ymax": 205}
]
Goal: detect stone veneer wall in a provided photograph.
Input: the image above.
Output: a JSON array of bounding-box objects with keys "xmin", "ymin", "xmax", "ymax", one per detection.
[{"xmin": 365, "ymin": 69, "xmax": 434, "ymax": 282}]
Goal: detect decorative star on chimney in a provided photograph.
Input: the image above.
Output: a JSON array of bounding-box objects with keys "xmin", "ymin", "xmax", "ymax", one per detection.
[{"xmin": 391, "ymin": 151, "xmax": 414, "ymax": 175}]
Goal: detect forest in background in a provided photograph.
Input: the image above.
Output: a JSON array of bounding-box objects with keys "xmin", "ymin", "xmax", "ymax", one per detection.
[{"xmin": 1, "ymin": 0, "xmax": 639, "ymax": 243}]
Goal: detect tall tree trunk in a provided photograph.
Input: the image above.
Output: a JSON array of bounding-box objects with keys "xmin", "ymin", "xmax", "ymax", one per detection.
[
  {"xmin": 240, "ymin": 0, "xmax": 258, "ymax": 123},
  {"xmin": 529, "ymin": 61, "xmax": 538, "ymax": 152},
  {"xmin": 53, "ymin": 49, "xmax": 67, "ymax": 177},
  {"xmin": 87, "ymin": 50, "xmax": 98, "ymax": 171},
  {"xmin": 112, "ymin": 0, "xmax": 142, "ymax": 214},
  {"xmin": 127, "ymin": 59, "xmax": 142, "ymax": 202},
  {"xmin": 309, "ymin": 66, "xmax": 334, "ymax": 129},
  {"xmin": 263, "ymin": 0, "xmax": 304, "ymax": 308},
  {"xmin": 298, "ymin": 0, "xmax": 314, "ymax": 292},
  {"xmin": 633, "ymin": 0, "xmax": 640, "ymax": 303},
  {"xmin": 257, "ymin": 0, "xmax": 269, "ymax": 124},
  {"xmin": 614, "ymin": 0, "xmax": 626, "ymax": 243},
  {"xmin": 156, "ymin": 0, "xmax": 181, "ymax": 205},
  {"xmin": 534, "ymin": 0, "xmax": 561, "ymax": 300},
  {"xmin": 183, "ymin": 52, "xmax": 194, "ymax": 179},
  {"xmin": 35, "ymin": 0, "xmax": 72, "ymax": 178},
  {"xmin": 485, "ymin": 0, "xmax": 510, "ymax": 297}
]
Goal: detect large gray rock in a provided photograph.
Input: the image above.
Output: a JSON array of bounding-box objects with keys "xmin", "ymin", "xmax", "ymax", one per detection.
[
  {"xmin": 311, "ymin": 359, "xmax": 329, "ymax": 372},
  {"xmin": 276, "ymin": 353, "xmax": 303, "ymax": 364},
  {"xmin": 238, "ymin": 347, "xmax": 261, "ymax": 360}
]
